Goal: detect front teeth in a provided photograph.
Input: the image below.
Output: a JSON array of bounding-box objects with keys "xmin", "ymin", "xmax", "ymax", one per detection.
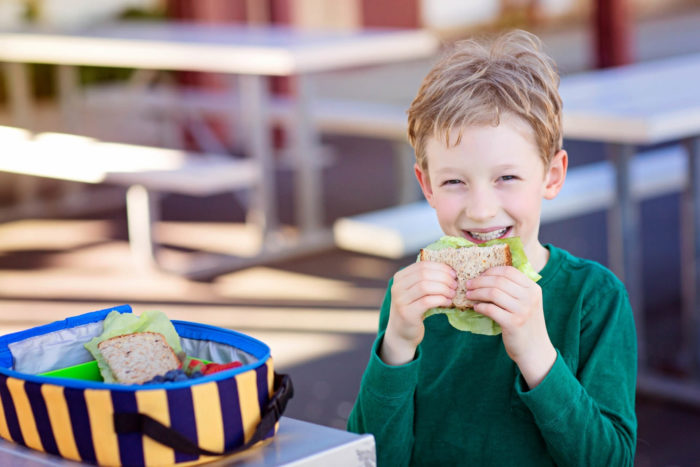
[{"xmin": 469, "ymin": 228, "xmax": 508, "ymax": 241}]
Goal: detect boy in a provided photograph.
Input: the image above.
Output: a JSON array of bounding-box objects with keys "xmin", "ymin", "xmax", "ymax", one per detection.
[{"xmin": 347, "ymin": 30, "xmax": 637, "ymax": 466}]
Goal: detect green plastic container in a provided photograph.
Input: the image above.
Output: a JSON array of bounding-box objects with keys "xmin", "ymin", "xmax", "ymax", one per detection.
[
  {"xmin": 40, "ymin": 360, "xmax": 103, "ymax": 381},
  {"xmin": 39, "ymin": 357, "xmax": 213, "ymax": 382}
]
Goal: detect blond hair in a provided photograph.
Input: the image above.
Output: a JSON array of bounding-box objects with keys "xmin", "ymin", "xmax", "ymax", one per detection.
[{"xmin": 407, "ymin": 30, "xmax": 563, "ymax": 170}]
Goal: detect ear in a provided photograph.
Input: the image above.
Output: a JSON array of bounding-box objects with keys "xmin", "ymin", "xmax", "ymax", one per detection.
[
  {"xmin": 543, "ymin": 149, "xmax": 568, "ymax": 200},
  {"xmin": 415, "ymin": 163, "xmax": 436, "ymax": 207}
]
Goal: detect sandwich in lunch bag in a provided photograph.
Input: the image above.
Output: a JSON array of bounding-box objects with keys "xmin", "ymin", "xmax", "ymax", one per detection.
[{"xmin": 0, "ymin": 304, "xmax": 293, "ymax": 466}]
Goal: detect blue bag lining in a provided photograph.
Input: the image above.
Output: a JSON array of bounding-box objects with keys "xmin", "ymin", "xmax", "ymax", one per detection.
[
  {"xmin": 173, "ymin": 321, "xmax": 270, "ymax": 361},
  {"xmin": 0, "ymin": 305, "xmax": 132, "ymax": 370},
  {"xmin": 9, "ymin": 321, "xmax": 105, "ymax": 374}
]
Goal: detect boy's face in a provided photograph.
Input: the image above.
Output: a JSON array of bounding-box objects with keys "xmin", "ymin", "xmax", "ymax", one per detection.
[{"xmin": 415, "ymin": 116, "xmax": 566, "ymax": 270}]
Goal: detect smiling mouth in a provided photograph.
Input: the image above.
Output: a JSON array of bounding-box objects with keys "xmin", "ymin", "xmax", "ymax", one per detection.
[{"xmin": 466, "ymin": 227, "xmax": 511, "ymax": 242}]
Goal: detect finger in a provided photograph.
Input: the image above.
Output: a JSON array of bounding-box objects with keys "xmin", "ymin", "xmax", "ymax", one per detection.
[
  {"xmin": 392, "ymin": 269, "xmax": 458, "ymax": 309},
  {"xmin": 417, "ymin": 294, "xmax": 455, "ymax": 311},
  {"xmin": 391, "ymin": 294, "xmax": 452, "ymax": 325},
  {"xmin": 479, "ymin": 266, "xmax": 532, "ymax": 286},
  {"xmin": 418, "ymin": 259, "xmax": 459, "ymax": 272},
  {"xmin": 468, "ymin": 267, "xmax": 536, "ymax": 299},
  {"xmin": 396, "ymin": 261, "xmax": 457, "ymax": 285},
  {"xmin": 472, "ymin": 301, "xmax": 511, "ymax": 327},
  {"xmin": 418, "ymin": 261, "xmax": 458, "ymax": 281},
  {"xmin": 466, "ymin": 286, "xmax": 520, "ymax": 313},
  {"xmin": 467, "ymin": 274, "xmax": 522, "ymax": 302},
  {"xmin": 395, "ymin": 263, "xmax": 458, "ymax": 293},
  {"xmin": 404, "ymin": 280, "xmax": 457, "ymax": 305}
]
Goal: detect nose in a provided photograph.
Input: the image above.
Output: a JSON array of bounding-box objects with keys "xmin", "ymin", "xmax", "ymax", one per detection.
[{"xmin": 465, "ymin": 184, "xmax": 498, "ymax": 222}]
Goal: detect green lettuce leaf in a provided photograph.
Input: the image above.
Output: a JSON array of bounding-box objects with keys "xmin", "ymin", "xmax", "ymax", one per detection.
[
  {"xmin": 84, "ymin": 310, "xmax": 182, "ymax": 383},
  {"xmin": 421, "ymin": 236, "xmax": 541, "ymax": 335}
]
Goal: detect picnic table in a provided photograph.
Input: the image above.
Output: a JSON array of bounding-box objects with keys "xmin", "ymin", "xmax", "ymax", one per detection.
[
  {"xmin": 558, "ymin": 53, "xmax": 700, "ymax": 405},
  {"xmin": 0, "ymin": 21, "xmax": 438, "ymax": 276}
]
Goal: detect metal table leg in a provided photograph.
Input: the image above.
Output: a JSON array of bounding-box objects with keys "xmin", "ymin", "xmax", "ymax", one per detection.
[
  {"xmin": 238, "ymin": 74, "xmax": 278, "ymax": 240},
  {"xmin": 393, "ymin": 141, "xmax": 421, "ymax": 204},
  {"xmin": 126, "ymin": 184, "xmax": 160, "ymax": 269},
  {"xmin": 608, "ymin": 143, "xmax": 646, "ymax": 367},
  {"xmin": 681, "ymin": 137, "xmax": 700, "ymax": 374},
  {"xmin": 292, "ymin": 74, "xmax": 323, "ymax": 233},
  {"xmin": 55, "ymin": 65, "xmax": 86, "ymax": 207},
  {"xmin": 3, "ymin": 62, "xmax": 39, "ymax": 204},
  {"xmin": 3, "ymin": 62, "xmax": 32, "ymax": 129},
  {"xmin": 56, "ymin": 65, "xmax": 80, "ymax": 133}
]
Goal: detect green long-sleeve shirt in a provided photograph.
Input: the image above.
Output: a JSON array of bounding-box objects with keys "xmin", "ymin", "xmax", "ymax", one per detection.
[{"xmin": 348, "ymin": 244, "xmax": 637, "ymax": 466}]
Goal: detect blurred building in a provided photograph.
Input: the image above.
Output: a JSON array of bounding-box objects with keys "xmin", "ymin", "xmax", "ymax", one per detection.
[{"xmin": 0, "ymin": 0, "xmax": 694, "ymax": 31}]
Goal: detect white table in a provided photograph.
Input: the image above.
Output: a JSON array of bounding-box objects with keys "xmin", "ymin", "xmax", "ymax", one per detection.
[
  {"xmin": 559, "ymin": 53, "xmax": 700, "ymax": 405},
  {"xmin": 0, "ymin": 416, "xmax": 375, "ymax": 466},
  {"xmin": 0, "ymin": 21, "xmax": 438, "ymax": 275},
  {"xmin": 0, "ymin": 127, "xmax": 276, "ymax": 275}
]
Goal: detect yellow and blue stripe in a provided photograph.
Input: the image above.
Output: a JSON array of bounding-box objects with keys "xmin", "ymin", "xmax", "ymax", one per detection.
[{"xmin": 0, "ymin": 359, "xmax": 275, "ymax": 466}]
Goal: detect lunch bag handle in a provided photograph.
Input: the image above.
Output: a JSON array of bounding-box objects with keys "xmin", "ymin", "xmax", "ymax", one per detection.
[{"xmin": 113, "ymin": 373, "xmax": 293, "ymax": 457}]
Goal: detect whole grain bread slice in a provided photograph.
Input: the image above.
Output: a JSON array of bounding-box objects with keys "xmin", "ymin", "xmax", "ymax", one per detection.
[
  {"xmin": 97, "ymin": 331, "xmax": 180, "ymax": 384},
  {"xmin": 420, "ymin": 243, "xmax": 512, "ymax": 308}
]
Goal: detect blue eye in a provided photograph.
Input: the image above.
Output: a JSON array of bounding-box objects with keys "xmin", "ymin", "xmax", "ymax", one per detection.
[
  {"xmin": 500, "ymin": 175, "xmax": 517, "ymax": 182},
  {"xmin": 442, "ymin": 179, "xmax": 463, "ymax": 186}
]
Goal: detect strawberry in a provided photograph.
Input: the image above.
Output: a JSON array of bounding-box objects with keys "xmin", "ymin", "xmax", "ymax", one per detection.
[
  {"xmin": 201, "ymin": 361, "xmax": 243, "ymax": 375},
  {"xmin": 183, "ymin": 357, "xmax": 208, "ymax": 375}
]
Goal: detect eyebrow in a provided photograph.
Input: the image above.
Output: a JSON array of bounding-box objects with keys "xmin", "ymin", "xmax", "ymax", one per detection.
[
  {"xmin": 433, "ymin": 166, "xmax": 463, "ymax": 173},
  {"xmin": 429, "ymin": 164, "xmax": 466, "ymax": 176},
  {"xmin": 493, "ymin": 163, "xmax": 524, "ymax": 171}
]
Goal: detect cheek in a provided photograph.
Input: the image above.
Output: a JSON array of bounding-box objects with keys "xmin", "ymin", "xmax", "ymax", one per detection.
[
  {"xmin": 503, "ymin": 187, "xmax": 542, "ymax": 221},
  {"xmin": 431, "ymin": 193, "xmax": 464, "ymax": 221}
]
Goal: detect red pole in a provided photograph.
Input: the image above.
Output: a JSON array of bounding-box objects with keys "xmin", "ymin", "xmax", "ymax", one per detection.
[
  {"xmin": 593, "ymin": 0, "xmax": 634, "ymax": 69},
  {"xmin": 360, "ymin": 0, "xmax": 420, "ymax": 28}
]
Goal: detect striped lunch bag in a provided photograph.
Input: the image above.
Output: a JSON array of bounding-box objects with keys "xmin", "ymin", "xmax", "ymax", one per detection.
[{"xmin": 0, "ymin": 305, "xmax": 293, "ymax": 466}]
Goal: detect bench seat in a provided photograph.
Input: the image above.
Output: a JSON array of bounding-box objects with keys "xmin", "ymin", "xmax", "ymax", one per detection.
[{"xmin": 0, "ymin": 126, "xmax": 264, "ymax": 275}]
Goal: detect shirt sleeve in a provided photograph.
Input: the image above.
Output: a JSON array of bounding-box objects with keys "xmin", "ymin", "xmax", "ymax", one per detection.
[
  {"xmin": 515, "ymin": 284, "xmax": 637, "ymax": 467},
  {"xmin": 347, "ymin": 280, "xmax": 421, "ymax": 467}
]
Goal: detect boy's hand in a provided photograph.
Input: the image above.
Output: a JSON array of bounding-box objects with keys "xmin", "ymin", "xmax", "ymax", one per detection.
[
  {"xmin": 466, "ymin": 266, "xmax": 556, "ymax": 389},
  {"xmin": 381, "ymin": 261, "xmax": 457, "ymax": 366}
]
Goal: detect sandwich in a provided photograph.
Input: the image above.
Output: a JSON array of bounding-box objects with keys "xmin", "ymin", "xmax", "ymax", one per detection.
[
  {"xmin": 84, "ymin": 309, "xmax": 184, "ymax": 383},
  {"xmin": 420, "ymin": 242, "xmax": 512, "ymax": 309},
  {"xmin": 97, "ymin": 331, "xmax": 180, "ymax": 385},
  {"xmin": 419, "ymin": 236, "xmax": 541, "ymax": 335}
]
